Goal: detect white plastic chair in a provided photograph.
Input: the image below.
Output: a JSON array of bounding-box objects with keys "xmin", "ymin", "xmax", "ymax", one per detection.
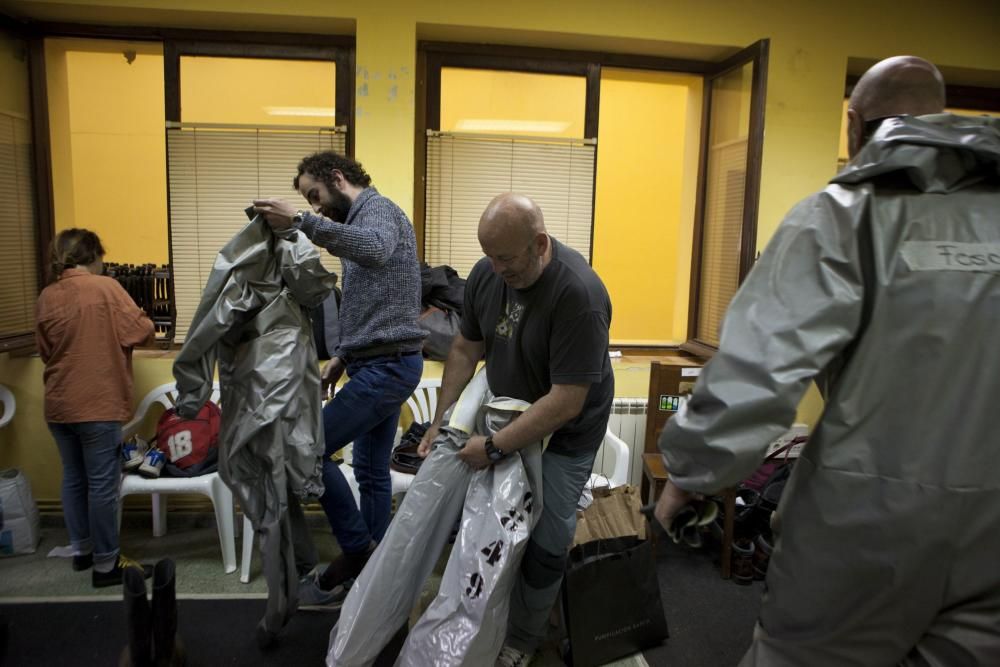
[
  {"xmin": 0, "ymin": 385, "xmax": 14, "ymax": 429},
  {"xmin": 341, "ymin": 377, "xmax": 442, "ymax": 506},
  {"xmin": 589, "ymin": 429, "xmax": 631, "ymax": 489},
  {"xmin": 120, "ymin": 382, "xmax": 236, "ymax": 574},
  {"xmin": 239, "ymin": 378, "xmax": 443, "ymax": 583}
]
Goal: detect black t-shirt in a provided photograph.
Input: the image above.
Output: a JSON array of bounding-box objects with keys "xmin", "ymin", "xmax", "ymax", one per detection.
[{"xmin": 461, "ymin": 238, "xmax": 614, "ymax": 453}]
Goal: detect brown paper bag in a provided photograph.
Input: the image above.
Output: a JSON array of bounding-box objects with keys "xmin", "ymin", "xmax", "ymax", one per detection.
[{"xmin": 572, "ymin": 484, "xmax": 646, "ymax": 547}]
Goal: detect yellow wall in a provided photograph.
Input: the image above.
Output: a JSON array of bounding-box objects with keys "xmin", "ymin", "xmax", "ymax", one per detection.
[
  {"xmin": 0, "ymin": 352, "xmax": 175, "ymax": 504},
  {"xmin": 46, "ymin": 38, "xmax": 168, "ymax": 265},
  {"xmin": 593, "ymin": 69, "xmax": 701, "ymax": 344}
]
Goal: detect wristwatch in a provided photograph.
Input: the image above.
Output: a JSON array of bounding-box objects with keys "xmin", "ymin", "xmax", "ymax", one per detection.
[
  {"xmin": 484, "ymin": 435, "xmax": 506, "ymax": 462},
  {"xmin": 291, "ymin": 210, "xmax": 308, "ymax": 227}
]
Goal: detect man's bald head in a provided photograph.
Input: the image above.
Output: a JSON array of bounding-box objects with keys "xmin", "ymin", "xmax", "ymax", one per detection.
[
  {"xmin": 847, "ymin": 56, "xmax": 945, "ymax": 158},
  {"xmin": 478, "ymin": 193, "xmax": 546, "ymax": 245},
  {"xmin": 478, "ymin": 193, "xmax": 551, "ymax": 289}
]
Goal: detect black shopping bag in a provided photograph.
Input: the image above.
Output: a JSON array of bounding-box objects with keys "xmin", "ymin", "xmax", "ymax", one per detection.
[{"xmin": 562, "ymin": 535, "xmax": 668, "ymax": 667}]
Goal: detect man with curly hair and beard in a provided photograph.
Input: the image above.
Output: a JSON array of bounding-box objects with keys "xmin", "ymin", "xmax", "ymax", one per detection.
[{"xmin": 254, "ymin": 151, "xmax": 424, "ymax": 608}]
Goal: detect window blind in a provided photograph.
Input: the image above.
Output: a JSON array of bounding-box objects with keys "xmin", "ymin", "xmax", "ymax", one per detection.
[
  {"xmin": 166, "ymin": 124, "xmax": 345, "ymax": 341},
  {"xmin": 0, "ymin": 112, "xmax": 38, "ymax": 339},
  {"xmin": 695, "ymin": 137, "xmax": 747, "ymax": 347},
  {"xmin": 425, "ymin": 131, "xmax": 596, "ymax": 278}
]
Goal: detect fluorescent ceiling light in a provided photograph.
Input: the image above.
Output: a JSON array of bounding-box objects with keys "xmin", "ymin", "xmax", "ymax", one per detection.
[
  {"xmin": 264, "ymin": 106, "xmax": 336, "ymax": 118},
  {"xmin": 454, "ymin": 119, "xmax": 570, "ymax": 133}
]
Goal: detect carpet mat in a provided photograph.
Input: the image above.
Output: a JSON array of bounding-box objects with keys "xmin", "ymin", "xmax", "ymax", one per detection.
[{"xmin": 0, "ymin": 597, "xmax": 358, "ymax": 666}]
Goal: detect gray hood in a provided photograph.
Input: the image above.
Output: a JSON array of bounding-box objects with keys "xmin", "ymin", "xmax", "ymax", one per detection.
[{"xmin": 834, "ymin": 113, "xmax": 1000, "ymax": 193}]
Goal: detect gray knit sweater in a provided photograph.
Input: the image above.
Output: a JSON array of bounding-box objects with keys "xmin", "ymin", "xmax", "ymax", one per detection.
[{"xmin": 294, "ymin": 187, "xmax": 424, "ymax": 356}]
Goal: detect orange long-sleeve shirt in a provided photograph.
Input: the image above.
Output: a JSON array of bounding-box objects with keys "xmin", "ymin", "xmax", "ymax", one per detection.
[{"xmin": 35, "ymin": 268, "xmax": 155, "ymax": 423}]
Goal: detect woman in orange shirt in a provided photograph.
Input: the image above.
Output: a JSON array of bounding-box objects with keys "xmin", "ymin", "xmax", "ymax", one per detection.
[{"xmin": 35, "ymin": 229, "xmax": 155, "ymax": 587}]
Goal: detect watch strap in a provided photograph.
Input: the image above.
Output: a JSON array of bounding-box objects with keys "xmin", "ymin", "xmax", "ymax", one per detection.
[{"xmin": 484, "ymin": 435, "xmax": 505, "ymax": 461}]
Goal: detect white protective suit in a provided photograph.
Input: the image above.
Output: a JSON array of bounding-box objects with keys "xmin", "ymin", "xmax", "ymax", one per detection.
[
  {"xmin": 328, "ymin": 370, "xmax": 544, "ymax": 666},
  {"xmin": 660, "ymin": 113, "xmax": 1000, "ymax": 666},
  {"xmin": 173, "ymin": 210, "xmax": 337, "ymax": 639}
]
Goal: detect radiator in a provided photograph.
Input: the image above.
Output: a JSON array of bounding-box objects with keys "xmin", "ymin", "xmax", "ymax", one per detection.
[
  {"xmin": 604, "ymin": 398, "xmax": 809, "ymax": 487},
  {"xmin": 608, "ymin": 398, "xmax": 648, "ymax": 486}
]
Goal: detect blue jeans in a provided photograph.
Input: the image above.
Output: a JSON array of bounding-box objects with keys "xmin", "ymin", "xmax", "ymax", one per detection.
[
  {"xmin": 48, "ymin": 421, "xmax": 123, "ymax": 567},
  {"xmin": 319, "ymin": 352, "xmax": 423, "ymax": 553}
]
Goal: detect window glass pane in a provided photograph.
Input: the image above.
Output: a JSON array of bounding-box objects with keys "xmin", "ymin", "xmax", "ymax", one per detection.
[
  {"xmin": 46, "ymin": 38, "xmax": 167, "ymax": 265},
  {"xmin": 697, "ymin": 62, "xmax": 753, "ymax": 347},
  {"xmin": 168, "ymin": 127, "xmax": 344, "ymax": 341},
  {"xmin": 441, "ymin": 68, "xmax": 586, "ymax": 138},
  {"xmin": 425, "ymin": 134, "xmax": 594, "ymax": 278},
  {"xmin": 0, "ymin": 27, "xmax": 38, "ymax": 338},
  {"xmin": 181, "ymin": 56, "xmax": 336, "ymax": 126},
  {"xmin": 593, "ymin": 68, "xmax": 702, "ymax": 345}
]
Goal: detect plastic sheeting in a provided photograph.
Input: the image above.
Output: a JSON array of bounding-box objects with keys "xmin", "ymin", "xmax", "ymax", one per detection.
[
  {"xmin": 328, "ymin": 370, "xmax": 544, "ymax": 666},
  {"xmin": 173, "ymin": 209, "xmax": 337, "ymax": 637}
]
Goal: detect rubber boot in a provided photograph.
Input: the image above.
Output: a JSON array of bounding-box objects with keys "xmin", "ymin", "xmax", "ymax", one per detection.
[
  {"xmin": 119, "ymin": 565, "xmax": 153, "ymax": 667},
  {"xmin": 752, "ymin": 532, "xmax": 774, "ymax": 580},
  {"xmin": 151, "ymin": 558, "xmax": 186, "ymax": 666},
  {"xmin": 732, "ymin": 538, "xmax": 756, "ymax": 586}
]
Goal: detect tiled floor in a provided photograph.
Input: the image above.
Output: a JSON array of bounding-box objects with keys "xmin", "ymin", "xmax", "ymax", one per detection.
[{"xmin": 0, "ymin": 513, "xmax": 289, "ymax": 599}]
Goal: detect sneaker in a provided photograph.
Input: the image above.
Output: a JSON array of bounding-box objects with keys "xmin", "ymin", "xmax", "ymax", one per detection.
[
  {"xmin": 297, "ymin": 572, "xmax": 350, "ymax": 611},
  {"xmin": 121, "ymin": 436, "xmax": 149, "ymax": 471},
  {"xmin": 138, "ymin": 448, "xmax": 166, "ymax": 478},
  {"xmin": 72, "ymin": 552, "xmax": 93, "ymax": 571},
  {"xmin": 496, "ymin": 645, "xmax": 534, "ymax": 667},
  {"xmin": 93, "ymin": 555, "xmax": 153, "ymax": 588}
]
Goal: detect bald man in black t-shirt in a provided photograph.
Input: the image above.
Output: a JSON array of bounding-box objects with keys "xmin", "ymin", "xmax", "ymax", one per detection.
[{"xmin": 419, "ymin": 193, "xmax": 614, "ymax": 666}]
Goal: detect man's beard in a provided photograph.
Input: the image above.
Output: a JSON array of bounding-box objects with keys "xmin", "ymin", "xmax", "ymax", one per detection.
[{"xmin": 321, "ymin": 189, "xmax": 353, "ymax": 222}]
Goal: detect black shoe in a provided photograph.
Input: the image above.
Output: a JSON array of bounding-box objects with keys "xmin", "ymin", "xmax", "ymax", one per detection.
[
  {"xmin": 73, "ymin": 552, "xmax": 94, "ymax": 571},
  {"xmin": 256, "ymin": 620, "xmax": 278, "ymax": 651},
  {"xmin": 318, "ymin": 541, "xmax": 376, "ymax": 590},
  {"xmin": 94, "ymin": 555, "xmax": 154, "ymax": 589}
]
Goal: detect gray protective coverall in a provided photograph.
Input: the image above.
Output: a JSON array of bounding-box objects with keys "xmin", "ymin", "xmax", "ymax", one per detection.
[
  {"xmin": 173, "ymin": 211, "xmax": 337, "ymax": 637},
  {"xmin": 660, "ymin": 113, "xmax": 1000, "ymax": 666}
]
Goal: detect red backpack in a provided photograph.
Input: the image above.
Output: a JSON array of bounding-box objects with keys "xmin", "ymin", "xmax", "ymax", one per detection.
[{"xmin": 155, "ymin": 401, "xmax": 222, "ymax": 477}]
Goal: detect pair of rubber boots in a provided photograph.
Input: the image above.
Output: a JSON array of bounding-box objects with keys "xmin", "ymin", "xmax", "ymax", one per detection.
[{"xmin": 120, "ymin": 558, "xmax": 186, "ymax": 667}]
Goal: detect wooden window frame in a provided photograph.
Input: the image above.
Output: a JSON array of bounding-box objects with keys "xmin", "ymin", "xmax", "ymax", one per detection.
[
  {"xmin": 6, "ymin": 17, "xmax": 355, "ymax": 351},
  {"xmin": 0, "ymin": 14, "xmax": 44, "ymax": 351},
  {"xmin": 682, "ymin": 40, "xmax": 769, "ymax": 359},
  {"xmin": 416, "ymin": 40, "xmax": 768, "ymax": 358},
  {"xmin": 414, "ymin": 41, "xmax": 714, "ymax": 267}
]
